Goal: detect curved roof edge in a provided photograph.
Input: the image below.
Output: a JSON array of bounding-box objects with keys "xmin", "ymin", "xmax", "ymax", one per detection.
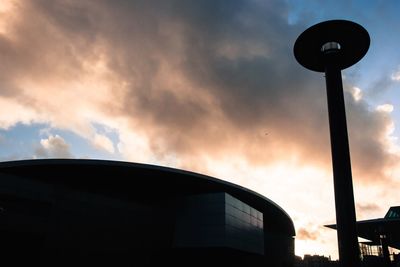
[{"xmin": 0, "ymin": 159, "xmax": 295, "ymax": 235}]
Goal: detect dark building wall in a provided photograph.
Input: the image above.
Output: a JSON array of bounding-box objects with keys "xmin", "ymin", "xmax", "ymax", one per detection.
[
  {"xmin": 174, "ymin": 193, "xmax": 226, "ymax": 248},
  {"xmin": 264, "ymin": 229, "xmax": 295, "ymax": 267},
  {"xmin": 174, "ymin": 192, "xmax": 264, "ymax": 254},
  {"xmin": 224, "ymin": 193, "xmax": 264, "ymax": 254},
  {"xmin": 0, "ymin": 173, "xmax": 163, "ymax": 266},
  {"xmin": 41, "ymin": 189, "xmax": 157, "ymax": 266},
  {"xmin": 0, "ymin": 160, "xmax": 295, "ymax": 267}
]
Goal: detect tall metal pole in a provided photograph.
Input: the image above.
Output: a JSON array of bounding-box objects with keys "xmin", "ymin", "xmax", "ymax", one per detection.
[
  {"xmin": 324, "ymin": 50, "xmax": 360, "ymax": 267},
  {"xmin": 294, "ymin": 20, "xmax": 370, "ymax": 267}
]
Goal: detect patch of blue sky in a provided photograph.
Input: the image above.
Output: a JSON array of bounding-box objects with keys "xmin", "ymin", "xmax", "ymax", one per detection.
[
  {"xmin": 0, "ymin": 123, "xmax": 45, "ymax": 160},
  {"xmin": 91, "ymin": 122, "xmax": 120, "ymax": 148},
  {"xmin": 286, "ymin": 0, "xmax": 394, "ymax": 25},
  {"xmin": 0, "ymin": 123, "xmax": 123, "ymax": 162},
  {"xmin": 48, "ymin": 126, "xmax": 122, "ymax": 161}
]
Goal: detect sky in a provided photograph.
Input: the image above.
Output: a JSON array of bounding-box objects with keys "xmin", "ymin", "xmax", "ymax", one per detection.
[{"xmin": 0, "ymin": 0, "xmax": 400, "ymax": 259}]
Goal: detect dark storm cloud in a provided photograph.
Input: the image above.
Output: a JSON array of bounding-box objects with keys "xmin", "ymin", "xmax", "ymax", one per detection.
[{"xmin": 0, "ymin": 0, "xmax": 397, "ymax": 181}]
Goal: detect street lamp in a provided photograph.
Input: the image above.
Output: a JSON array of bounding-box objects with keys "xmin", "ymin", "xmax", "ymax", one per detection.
[{"xmin": 294, "ymin": 20, "xmax": 370, "ymax": 267}]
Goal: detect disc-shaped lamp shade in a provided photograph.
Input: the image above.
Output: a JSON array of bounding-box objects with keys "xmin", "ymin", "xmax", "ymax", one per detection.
[{"xmin": 294, "ymin": 20, "xmax": 370, "ymax": 72}]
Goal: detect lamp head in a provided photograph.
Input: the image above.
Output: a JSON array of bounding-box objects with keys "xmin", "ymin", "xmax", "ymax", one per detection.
[{"xmin": 294, "ymin": 20, "xmax": 370, "ymax": 72}]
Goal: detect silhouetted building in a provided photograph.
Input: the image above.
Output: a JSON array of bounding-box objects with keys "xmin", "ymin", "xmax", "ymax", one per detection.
[
  {"xmin": 294, "ymin": 254, "xmax": 339, "ymax": 267},
  {"xmin": 327, "ymin": 207, "xmax": 400, "ymax": 267},
  {"xmin": 0, "ymin": 159, "xmax": 295, "ymax": 267}
]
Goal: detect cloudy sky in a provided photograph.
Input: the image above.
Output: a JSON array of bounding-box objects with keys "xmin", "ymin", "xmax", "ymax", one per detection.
[{"xmin": 1, "ymin": 0, "xmax": 400, "ymax": 258}]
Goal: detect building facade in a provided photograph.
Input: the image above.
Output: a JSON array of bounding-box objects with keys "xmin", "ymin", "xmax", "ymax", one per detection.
[{"xmin": 0, "ymin": 159, "xmax": 295, "ymax": 266}]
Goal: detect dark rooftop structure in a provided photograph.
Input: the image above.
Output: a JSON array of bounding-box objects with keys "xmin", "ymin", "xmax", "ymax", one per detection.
[
  {"xmin": 326, "ymin": 206, "xmax": 400, "ymax": 267},
  {"xmin": 0, "ymin": 159, "xmax": 295, "ymax": 267}
]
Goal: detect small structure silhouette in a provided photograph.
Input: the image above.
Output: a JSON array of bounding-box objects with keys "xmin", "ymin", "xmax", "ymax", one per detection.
[
  {"xmin": 295, "ymin": 254, "xmax": 339, "ymax": 267},
  {"xmin": 327, "ymin": 206, "xmax": 400, "ymax": 267}
]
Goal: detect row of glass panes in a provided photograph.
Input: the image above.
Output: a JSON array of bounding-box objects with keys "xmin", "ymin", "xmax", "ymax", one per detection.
[
  {"xmin": 184, "ymin": 193, "xmax": 263, "ymax": 220},
  {"xmin": 225, "ymin": 211, "xmax": 263, "ymax": 230},
  {"xmin": 386, "ymin": 210, "xmax": 399, "ymax": 219},
  {"xmin": 177, "ymin": 212, "xmax": 262, "ymax": 229},
  {"xmin": 225, "ymin": 204, "xmax": 263, "ymax": 220},
  {"xmin": 225, "ymin": 195, "xmax": 251, "ymax": 214},
  {"xmin": 225, "ymin": 194, "xmax": 263, "ymax": 220},
  {"xmin": 226, "ymin": 213, "xmax": 263, "ymax": 230},
  {"xmin": 225, "ymin": 205, "xmax": 263, "ymax": 225},
  {"xmin": 226, "ymin": 203, "xmax": 263, "ymax": 221},
  {"xmin": 226, "ymin": 223, "xmax": 264, "ymax": 236}
]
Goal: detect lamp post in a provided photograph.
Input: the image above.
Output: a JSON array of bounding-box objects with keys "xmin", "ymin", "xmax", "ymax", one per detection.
[{"xmin": 293, "ymin": 20, "xmax": 370, "ymax": 267}]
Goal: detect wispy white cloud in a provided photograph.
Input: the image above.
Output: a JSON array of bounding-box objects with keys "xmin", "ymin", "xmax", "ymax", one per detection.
[
  {"xmin": 376, "ymin": 104, "xmax": 394, "ymax": 113},
  {"xmin": 350, "ymin": 87, "xmax": 363, "ymax": 102},
  {"xmin": 391, "ymin": 67, "xmax": 400, "ymax": 81},
  {"xmin": 93, "ymin": 133, "xmax": 114, "ymax": 154}
]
